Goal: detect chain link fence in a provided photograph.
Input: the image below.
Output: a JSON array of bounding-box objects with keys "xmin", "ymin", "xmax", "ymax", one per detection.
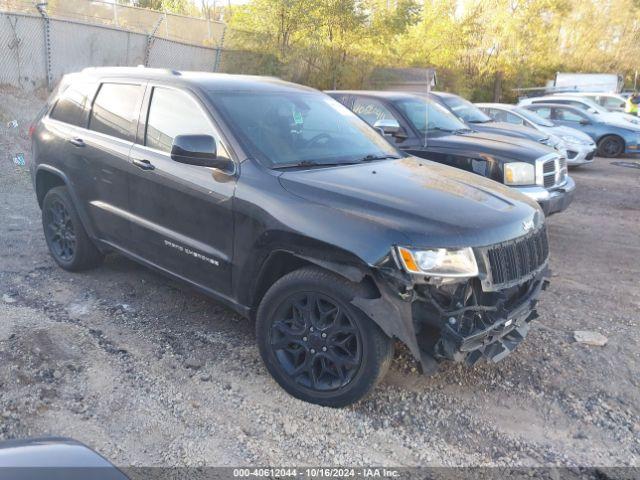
[{"xmin": 0, "ymin": 1, "xmax": 227, "ymax": 91}]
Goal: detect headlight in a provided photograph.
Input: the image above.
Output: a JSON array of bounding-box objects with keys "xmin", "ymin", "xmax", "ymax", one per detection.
[
  {"xmin": 397, "ymin": 247, "xmax": 478, "ymax": 277},
  {"xmin": 504, "ymin": 162, "xmax": 535, "ymax": 186}
]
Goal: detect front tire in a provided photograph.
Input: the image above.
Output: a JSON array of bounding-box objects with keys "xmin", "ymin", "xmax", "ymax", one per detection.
[
  {"xmin": 256, "ymin": 267, "xmax": 393, "ymax": 407},
  {"xmin": 42, "ymin": 186, "xmax": 104, "ymax": 271},
  {"xmin": 597, "ymin": 135, "xmax": 624, "ymax": 158}
]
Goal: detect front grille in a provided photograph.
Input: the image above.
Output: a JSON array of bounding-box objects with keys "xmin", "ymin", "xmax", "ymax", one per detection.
[
  {"xmin": 540, "ymin": 155, "xmax": 568, "ymax": 189},
  {"xmin": 483, "ymin": 226, "xmax": 549, "ymax": 287},
  {"xmin": 543, "ymin": 174, "xmax": 555, "ymax": 187}
]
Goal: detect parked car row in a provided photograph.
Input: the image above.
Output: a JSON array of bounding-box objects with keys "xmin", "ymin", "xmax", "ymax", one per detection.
[{"xmin": 327, "ymin": 90, "xmax": 575, "ymax": 216}]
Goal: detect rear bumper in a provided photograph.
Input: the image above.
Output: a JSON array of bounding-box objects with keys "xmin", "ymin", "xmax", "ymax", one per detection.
[{"xmin": 513, "ymin": 176, "xmax": 576, "ymax": 216}]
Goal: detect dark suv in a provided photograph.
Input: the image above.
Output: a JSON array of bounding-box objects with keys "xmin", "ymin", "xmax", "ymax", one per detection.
[{"xmin": 31, "ymin": 68, "xmax": 549, "ymax": 407}]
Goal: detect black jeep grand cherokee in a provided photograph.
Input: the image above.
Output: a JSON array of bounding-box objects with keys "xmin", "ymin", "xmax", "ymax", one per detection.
[{"xmin": 31, "ymin": 68, "xmax": 549, "ymax": 407}]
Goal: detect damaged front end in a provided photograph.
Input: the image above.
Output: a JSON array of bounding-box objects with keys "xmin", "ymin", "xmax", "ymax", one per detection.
[{"xmin": 352, "ymin": 225, "xmax": 550, "ymax": 371}]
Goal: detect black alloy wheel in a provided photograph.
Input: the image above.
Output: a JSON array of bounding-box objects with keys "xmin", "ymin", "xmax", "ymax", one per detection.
[
  {"xmin": 269, "ymin": 292, "xmax": 362, "ymax": 391},
  {"xmin": 44, "ymin": 199, "xmax": 77, "ymax": 262},
  {"xmin": 41, "ymin": 186, "xmax": 104, "ymax": 271},
  {"xmin": 598, "ymin": 135, "xmax": 624, "ymax": 158},
  {"xmin": 256, "ymin": 267, "xmax": 394, "ymax": 407}
]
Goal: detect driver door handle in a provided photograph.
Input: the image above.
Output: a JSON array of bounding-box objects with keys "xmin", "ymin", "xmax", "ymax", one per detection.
[{"xmin": 132, "ymin": 157, "xmax": 155, "ymax": 171}]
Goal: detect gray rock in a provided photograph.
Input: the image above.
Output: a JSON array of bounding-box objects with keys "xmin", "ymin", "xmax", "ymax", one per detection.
[
  {"xmin": 184, "ymin": 357, "xmax": 204, "ymax": 370},
  {"xmin": 574, "ymin": 330, "xmax": 608, "ymax": 346},
  {"xmin": 2, "ymin": 293, "xmax": 16, "ymax": 304}
]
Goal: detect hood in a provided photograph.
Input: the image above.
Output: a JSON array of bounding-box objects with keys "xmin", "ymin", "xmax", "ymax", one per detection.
[
  {"xmin": 0, "ymin": 437, "xmax": 128, "ymax": 479},
  {"xmin": 607, "ymin": 111, "xmax": 640, "ymax": 126},
  {"xmin": 601, "ymin": 116, "xmax": 640, "ymax": 131},
  {"xmin": 426, "ymin": 131, "xmax": 552, "ymax": 162},
  {"xmin": 546, "ymin": 125, "xmax": 595, "ymax": 144},
  {"xmin": 278, "ymin": 157, "xmax": 543, "ymax": 249},
  {"xmin": 469, "ymin": 121, "xmax": 549, "ymax": 143}
]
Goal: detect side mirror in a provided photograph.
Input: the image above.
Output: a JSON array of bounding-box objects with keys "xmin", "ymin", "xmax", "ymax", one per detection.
[
  {"xmin": 373, "ymin": 118, "xmax": 407, "ymax": 140},
  {"xmin": 170, "ymin": 134, "xmax": 232, "ymax": 171}
]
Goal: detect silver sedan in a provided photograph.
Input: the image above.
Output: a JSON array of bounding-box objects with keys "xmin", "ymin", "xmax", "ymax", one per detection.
[{"xmin": 477, "ymin": 103, "xmax": 597, "ymax": 167}]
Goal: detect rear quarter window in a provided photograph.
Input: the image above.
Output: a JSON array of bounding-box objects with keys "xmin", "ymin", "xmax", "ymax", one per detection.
[
  {"xmin": 89, "ymin": 83, "xmax": 143, "ymax": 141},
  {"xmin": 50, "ymin": 82, "xmax": 97, "ymax": 127}
]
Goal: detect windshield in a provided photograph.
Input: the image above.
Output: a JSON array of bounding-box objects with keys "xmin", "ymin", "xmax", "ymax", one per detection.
[
  {"xmin": 395, "ymin": 97, "xmax": 468, "ymax": 133},
  {"xmin": 207, "ymin": 91, "xmax": 399, "ymax": 167},
  {"xmin": 440, "ymin": 95, "xmax": 492, "ymax": 123},
  {"xmin": 514, "ymin": 107, "xmax": 554, "ymax": 127}
]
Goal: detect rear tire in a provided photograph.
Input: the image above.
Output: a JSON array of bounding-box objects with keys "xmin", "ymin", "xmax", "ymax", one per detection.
[
  {"xmin": 597, "ymin": 135, "xmax": 624, "ymax": 158},
  {"xmin": 42, "ymin": 186, "xmax": 104, "ymax": 271},
  {"xmin": 256, "ymin": 267, "xmax": 394, "ymax": 407}
]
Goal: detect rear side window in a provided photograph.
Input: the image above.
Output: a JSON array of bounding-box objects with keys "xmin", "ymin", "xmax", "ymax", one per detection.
[
  {"xmin": 145, "ymin": 87, "xmax": 218, "ymax": 153},
  {"xmin": 50, "ymin": 82, "xmax": 96, "ymax": 127},
  {"xmin": 89, "ymin": 83, "xmax": 143, "ymax": 141}
]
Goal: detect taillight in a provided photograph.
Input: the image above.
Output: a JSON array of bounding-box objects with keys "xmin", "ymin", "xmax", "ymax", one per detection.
[{"xmin": 28, "ymin": 124, "xmax": 35, "ymax": 138}]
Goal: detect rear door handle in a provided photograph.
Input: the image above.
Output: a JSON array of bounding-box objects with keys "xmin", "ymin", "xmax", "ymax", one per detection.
[
  {"xmin": 68, "ymin": 137, "xmax": 85, "ymax": 147},
  {"xmin": 132, "ymin": 157, "xmax": 155, "ymax": 171}
]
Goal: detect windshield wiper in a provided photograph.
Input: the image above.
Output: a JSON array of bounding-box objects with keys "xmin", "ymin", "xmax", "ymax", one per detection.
[
  {"xmin": 272, "ymin": 154, "xmax": 400, "ymax": 170},
  {"xmin": 426, "ymin": 127, "xmax": 455, "ymax": 133},
  {"xmin": 359, "ymin": 154, "xmax": 401, "ymax": 162},
  {"xmin": 272, "ymin": 160, "xmax": 348, "ymax": 170}
]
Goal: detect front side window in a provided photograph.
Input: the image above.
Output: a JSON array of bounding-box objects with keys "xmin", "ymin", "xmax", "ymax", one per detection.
[
  {"xmin": 89, "ymin": 83, "xmax": 143, "ymax": 141},
  {"xmin": 395, "ymin": 98, "xmax": 467, "ymax": 133},
  {"xmin": 145, "ymin": 87, "xmax": 220, "ymax": 154},
  {"xmin": 208, "ymin": 91, "xmax": 399, "ymax": 168},
  {"xmin": 50, "ymin": 82, "xmax": 97, "ymax": 127},
  {"xmin": 603, "ymin": 97, "xmax": 625, "ymax": 109}
]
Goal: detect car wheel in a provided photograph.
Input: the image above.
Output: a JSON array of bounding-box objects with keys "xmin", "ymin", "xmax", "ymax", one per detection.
[
  {"xmin": 42, "ymin": 186, "xmax": 104, "ymax": 271},
  {"xmin": 256, "ymin": 266, "xmax": 394, "ymax": 407},
  {"xmin": 597, "ymin": 135, "xmax": 624, "ymax": 158}
]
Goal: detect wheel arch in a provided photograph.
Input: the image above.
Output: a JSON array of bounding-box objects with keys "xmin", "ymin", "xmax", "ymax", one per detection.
[
  {"xmin": 35, "ymin": 166, "xmax": 67, "ymax": 207},
  {"xmin": 34, "ymin": 165, "xmax": 100, "ymax": 244},
  {"xmin": 247, "ymin": 247, "xmax": 379, "ymax": 319},
  {"xmin": 596, "ymin": 133, "xmax": 625, "ymax": 149}
]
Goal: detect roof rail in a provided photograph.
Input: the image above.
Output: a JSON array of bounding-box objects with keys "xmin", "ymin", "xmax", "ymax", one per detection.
[{"xmin": 81, "ymin": 66, "xmax": 182, "ymax": 76}]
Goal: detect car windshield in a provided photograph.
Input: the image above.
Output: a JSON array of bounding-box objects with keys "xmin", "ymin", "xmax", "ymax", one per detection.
[
  {"xmin": 395, "ymin": 97, "xmax": 468, "ymax": 133},
  {"xmin": 441, "ymin": 95, "xmax": 493, "ymax": 123},
  {"xmin": 514, "ymin": 107, "xmax": 554, "ymax": 127},
  {"xmin": 207, "ymin": 91, "xmax": 400, "ymax": 168}
]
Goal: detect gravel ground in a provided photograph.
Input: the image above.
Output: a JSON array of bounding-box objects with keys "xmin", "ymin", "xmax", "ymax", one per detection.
[{"xmin": 0, "ymin": 86, "xmax": 639, "ymax": 469}]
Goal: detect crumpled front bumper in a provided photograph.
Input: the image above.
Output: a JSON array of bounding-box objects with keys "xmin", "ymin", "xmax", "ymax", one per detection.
[
  {"xmin": 427, "ymin": 270, "xmax": 548, "ymax": 365},
  {"xmin": 352, "ymin": 263, "xmax": 549, "ymax": 373}
]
